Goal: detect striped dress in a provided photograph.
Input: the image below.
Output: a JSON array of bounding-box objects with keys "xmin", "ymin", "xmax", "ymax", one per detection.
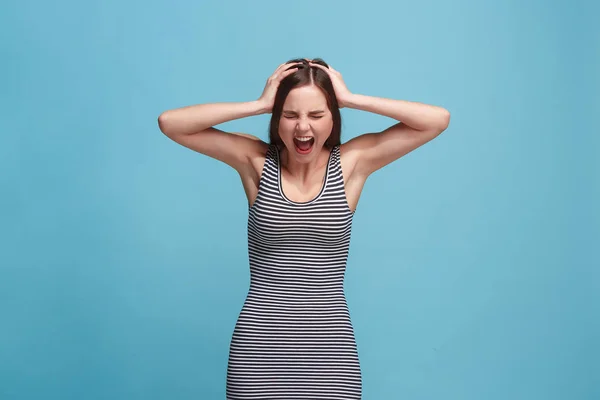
[{"xmin": 226, "ymin": 144, "xmax": 362, "ymax": 399}]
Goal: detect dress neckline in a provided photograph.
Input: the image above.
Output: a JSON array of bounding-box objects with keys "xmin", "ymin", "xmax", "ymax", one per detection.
[{"xmin": 275, "ymin": 145, "xmax": 335, "ymax": 206}]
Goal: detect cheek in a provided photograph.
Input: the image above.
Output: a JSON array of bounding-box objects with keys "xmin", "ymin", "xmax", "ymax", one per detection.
[
  {"xmin": 278, "ymin": 119, "xmax": 294, "ymax": 134},
  {"xmin": 316, "ymin": 118, "xmax": 334, "ymax": 133}
]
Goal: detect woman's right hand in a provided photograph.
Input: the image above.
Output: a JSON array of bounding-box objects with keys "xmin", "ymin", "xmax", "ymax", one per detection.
[{"xmin": 257, "ymin": 62, "xmax": 302, "ymax": 113}]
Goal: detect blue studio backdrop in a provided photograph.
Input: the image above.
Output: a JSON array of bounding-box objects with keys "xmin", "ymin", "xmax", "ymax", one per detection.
[{"xmin": 1, "ymin": 0, "xmax": 598, "ymax": 399}]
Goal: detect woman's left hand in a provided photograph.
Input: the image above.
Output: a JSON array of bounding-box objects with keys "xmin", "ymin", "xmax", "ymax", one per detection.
[{"xmin": 309, "ymin": 62, "xmax": 353, "ymax": 108}]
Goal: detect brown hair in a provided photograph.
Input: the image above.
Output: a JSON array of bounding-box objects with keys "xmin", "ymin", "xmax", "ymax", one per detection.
[{"xmin": 269, "ymin": 58, "xmax": 342, "ymax": 149}]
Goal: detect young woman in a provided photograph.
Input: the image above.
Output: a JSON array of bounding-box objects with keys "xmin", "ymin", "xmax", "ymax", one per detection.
[{"xmin": 158, "ymin": 58, "xmax": 450, "ymax": 399}]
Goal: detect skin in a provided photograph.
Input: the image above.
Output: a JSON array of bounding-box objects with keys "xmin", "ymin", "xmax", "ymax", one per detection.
[
  {"xmin": 158, "ymin": 60, "xmax": 451, "ymax": 213},
  {"xmin": 277, "ymin": 84, "xmax": 335, "ymax": 203}
]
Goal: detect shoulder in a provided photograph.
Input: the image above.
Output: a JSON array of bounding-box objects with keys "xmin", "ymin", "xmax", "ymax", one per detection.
[
  {"xmin": 244, "ymin": 139, "xmax": 271, "ymax": 178},
  {"xmin": 339, "ymin": 141, "xmax": 362, "ymax": 179}
]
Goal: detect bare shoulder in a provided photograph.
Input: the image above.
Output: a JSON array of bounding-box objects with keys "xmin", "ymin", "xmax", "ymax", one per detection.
[
  {"xmin": 339, "ymin": 121, "xmax": 447, "ymax": 177},
  {"xmin": 244, "ymin": 137, "xmax": 270, "ymax": 177},
  {"xmin": 339, "ymin": 139, "xmax": 364, "ymax": 180},
  {"xmin": 338, "ymin": 140, "xmax": 370, "ymax": 214},
  {"xmin": 237, "ymin": 137, "xmax": 269, "ymax": 207}
]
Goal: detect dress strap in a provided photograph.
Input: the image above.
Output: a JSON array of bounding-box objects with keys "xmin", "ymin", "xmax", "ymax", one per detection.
[{"xmin": 327, "ymin": 145, "xmax": 343, "ymax": 185}]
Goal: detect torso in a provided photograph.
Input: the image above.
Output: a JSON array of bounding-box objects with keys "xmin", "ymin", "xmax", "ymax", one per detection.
[{"xmin": 240, "ymin": 141, "xmax": 366, "ymax": 213}]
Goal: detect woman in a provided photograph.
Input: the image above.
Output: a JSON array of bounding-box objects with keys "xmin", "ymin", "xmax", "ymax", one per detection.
[{"xmin": 158, "ymin": 58, "xmax": 450, "ymax": 399}]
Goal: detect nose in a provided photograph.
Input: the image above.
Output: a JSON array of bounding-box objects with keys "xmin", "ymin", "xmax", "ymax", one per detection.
[{"xmin": 296, "ymin": 117, "xmax": 311, "ymax": 133}]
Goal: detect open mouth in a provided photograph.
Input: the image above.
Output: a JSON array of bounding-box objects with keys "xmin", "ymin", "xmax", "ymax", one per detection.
[{"xmin": 293, "ymin": 137, "xmax": 315, "ymax": 154}]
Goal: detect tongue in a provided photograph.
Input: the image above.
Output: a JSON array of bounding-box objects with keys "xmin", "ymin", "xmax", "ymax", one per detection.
[{"xmin": 295, "ymin": 138, "xmax": 313, "ymax": 150}]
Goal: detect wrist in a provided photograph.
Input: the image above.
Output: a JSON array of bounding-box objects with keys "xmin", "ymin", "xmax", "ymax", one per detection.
[
  {"xmin": 253, "ymin": 100, "xmax": 271, "ymax": 115},
  {"xmin": 340, "ymin": 92, "xmax": 359, "ymax": 109}
]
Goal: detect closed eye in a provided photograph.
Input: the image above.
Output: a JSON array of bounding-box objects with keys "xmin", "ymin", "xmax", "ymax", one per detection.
[{"xmin": 282, "ymin": 114, "xmax": 324, "ymax": 119}]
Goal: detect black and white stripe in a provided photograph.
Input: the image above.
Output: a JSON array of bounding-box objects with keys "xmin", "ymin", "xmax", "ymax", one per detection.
[{"xmin": 226, "ymin": 144, "xmax": 362, "ymax": 399}]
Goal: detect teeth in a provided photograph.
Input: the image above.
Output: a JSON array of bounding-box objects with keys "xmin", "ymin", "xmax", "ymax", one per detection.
[{"xmin": 295, "ymin": 137, "xmax": 313, "ymax": 142}]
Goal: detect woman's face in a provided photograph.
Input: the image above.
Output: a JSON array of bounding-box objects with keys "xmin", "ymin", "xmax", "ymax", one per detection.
[{"xmin": 278, "ymin": 84, "xmax": 333, "ymax": 162}]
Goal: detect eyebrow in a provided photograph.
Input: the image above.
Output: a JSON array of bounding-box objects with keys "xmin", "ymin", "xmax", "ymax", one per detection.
[{"xmin": 282, "ymin": 109, "xmax": 325, "ymax": 114}]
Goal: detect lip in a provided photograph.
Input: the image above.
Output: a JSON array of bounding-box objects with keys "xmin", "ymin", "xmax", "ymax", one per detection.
[{"xmin": 292, "ymin": 135, "xmax": 315, "ymax": 156}]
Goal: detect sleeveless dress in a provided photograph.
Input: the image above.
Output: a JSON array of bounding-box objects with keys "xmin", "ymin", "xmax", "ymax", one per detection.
[{"xmin": 226, "ymin": 144, "xmax": 362, "ymax": 399}]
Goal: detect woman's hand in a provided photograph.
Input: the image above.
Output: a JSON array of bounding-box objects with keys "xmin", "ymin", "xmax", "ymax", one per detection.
[
  {"xmin": 309, "ymin": 62, "xmax": 353, "ymax": 108},
  {"xmin": 257, "ymin": 62, "xmax": 301, "ymax": 113}
]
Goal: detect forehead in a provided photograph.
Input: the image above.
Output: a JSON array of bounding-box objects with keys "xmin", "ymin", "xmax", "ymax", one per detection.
[{"xmin": 283, "ymin": 85, "xmax": 328, "ymax": 111}]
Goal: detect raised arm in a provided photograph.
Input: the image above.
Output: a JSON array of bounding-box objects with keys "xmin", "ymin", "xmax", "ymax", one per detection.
[
  {"xmin": 309, "ymin": 62, "xmax": 450, "ymax": 178},
  {"xmin": 158, "ymin": 101, "xmax": 268, "ymax": 171},
  {"xmin": 157, "ymin": 62, "xmax": 302, "ymax": 172},
  {"xmin": 342, "ymin": 94, "xmax": 450, "ymax": 177}
]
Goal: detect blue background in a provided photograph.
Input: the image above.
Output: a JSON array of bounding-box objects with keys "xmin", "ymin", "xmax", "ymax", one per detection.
[{"xmin": 2, "ymin": 0, "xmax": 598, "ymax": 399}]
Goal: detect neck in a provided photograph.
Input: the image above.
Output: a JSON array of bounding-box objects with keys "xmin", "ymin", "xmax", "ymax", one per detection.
[{"xmin": 280, "ymin": 145, "xmax": 331, "ymax": 182}]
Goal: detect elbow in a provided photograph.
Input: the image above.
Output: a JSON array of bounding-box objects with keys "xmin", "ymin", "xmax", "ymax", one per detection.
[
  {"xmin": 157, "ymin": 111, "xmax": 172, "ymax": 136},
  {"xmin": 436, "ymin": 108, "xmax": 451, "ymax": 132}
]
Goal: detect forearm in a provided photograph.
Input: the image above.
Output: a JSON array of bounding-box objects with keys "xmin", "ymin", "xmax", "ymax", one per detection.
[
  {"xmin": 344, "ymin": 93, "xmax": 450, "ymax": 132},
  {"xmin": 158, "ymin": 100, "xmax": 268, "ymax": 136}
]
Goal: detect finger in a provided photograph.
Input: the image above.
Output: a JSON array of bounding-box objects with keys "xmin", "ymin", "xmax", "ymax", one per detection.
[
  {"xmin": 278, "ymin": 65, "xmax": 302, "ymax": 80},
  {"xmin": 284, "ymin": 62, "xmax": 304, "ymax": 71},
  {"xmin": 268, "ymin": 64, "xmax": 284, "ymax": 80},
  {"xmin": 280, "ymin": 63, "xmax": 304, "ymax": 76},
  {"xmin": 324, "ymin": 64, "xmax": 337, "ymax": 73},
  {"xmin": 270, "ymin": 63, "xmax": 300, "ymax": 80},
  {"xmin": 309, "ymin": 61, "xmax": 330, "ymax": 68},
  {"xmin": 284, "ymin": 65, "xmax": 301, "ymax": 73},
  {"xmin": 309, "ymin": 62, "xmax": 330, "ymax": 73},
  {"xmin": 275, "ymin": 61, "xmax": 299, "ymax": 73},
  {"xmin": 273, "ymin": 63, "xmax": 290, "ymax": 74},
  {"xmin": 270, "ymin": 64, "xmax": 299, "ymax": 82}
]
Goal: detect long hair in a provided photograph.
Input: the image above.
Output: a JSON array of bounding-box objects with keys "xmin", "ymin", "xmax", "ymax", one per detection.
[{"xmin": 269, "ymin": 58, "xmax": 342, "ymax": 149}]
